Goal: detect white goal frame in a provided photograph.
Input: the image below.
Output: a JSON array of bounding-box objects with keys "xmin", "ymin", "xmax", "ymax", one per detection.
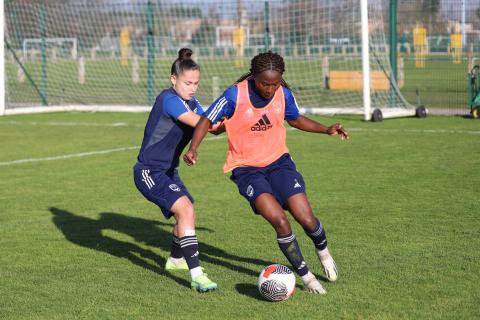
[
  {"xmin": 22, "ymin": 37, "xmax": 78, "ymax": 61},
  {"xmin": 303, "ymin": 0, "xmax": 415, "ymax": 121},
  {"xmin": 1, "ymin": 0, "xmax": 5, "ymax": 116}
]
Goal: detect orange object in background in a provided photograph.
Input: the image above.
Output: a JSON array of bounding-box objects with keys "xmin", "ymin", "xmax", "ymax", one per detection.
[{"xmin": 329, "ymin": 71, "xmax": 390, "ymax": 91}]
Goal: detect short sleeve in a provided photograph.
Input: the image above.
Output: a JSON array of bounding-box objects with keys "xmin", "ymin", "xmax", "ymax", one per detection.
[
  {"xmin": 163, "ymin": 95, "xmax": 191, "ymax": 119},
  {"xmin": 193, "ymin": 98, "xmax": 204, "ymax": 115},
  {"xmin": 283, "ymin": 87, "xmax": 300, "ymax": 121},
  {"xmin": 204, "ymin": 86, "xmax": 237, "ymax": 123}
]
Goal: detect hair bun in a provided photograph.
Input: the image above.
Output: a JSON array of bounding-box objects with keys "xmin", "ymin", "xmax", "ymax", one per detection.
[{"xmin": 178, "ymin": 48, "xmax": 193, "ymax": 60}]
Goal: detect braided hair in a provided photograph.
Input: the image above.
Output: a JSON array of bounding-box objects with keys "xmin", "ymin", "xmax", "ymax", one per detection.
[
  {"xmin": 235, "ymin": 51, "xmax": 291, "ymax": 90},
  {"xmin": 170, "ymin": 48, "xmax": 200, "ymax": 76}
]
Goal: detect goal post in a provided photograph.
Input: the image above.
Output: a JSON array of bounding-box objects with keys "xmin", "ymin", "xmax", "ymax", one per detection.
[
  {"xmin": 1, "ymin": 0, "xmax": 5, "ymax": 116},
  {"xmin": 361, "ymin": 0, "xmax": 371, "ymax": 121},
  {"xmin": 3, "ymin": 0, "xmax": 417, "ymax": 120},
  {"xmin": 304, "ymin": 0, "xmax": 416, "ymax": 121}
]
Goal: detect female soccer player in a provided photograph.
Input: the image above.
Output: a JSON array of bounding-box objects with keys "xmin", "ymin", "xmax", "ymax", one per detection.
[
  {"xmin": 133, "ymin": 48, "xmax": 222, "ymax": 292},
  {"xmin": 184, "ymin": 51, "xmax": 349, "ymax": 294}
]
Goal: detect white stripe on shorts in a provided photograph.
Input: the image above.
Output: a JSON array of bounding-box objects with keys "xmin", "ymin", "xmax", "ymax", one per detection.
[{"xmin": 142, "ymin": 169, "xmax": 155, "ymax": 189}]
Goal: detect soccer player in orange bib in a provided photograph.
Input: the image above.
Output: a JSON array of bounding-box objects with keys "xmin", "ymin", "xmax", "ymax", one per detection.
[{"xmin": 184, "ymin": 51, "xmax": 349, "ymax": 294}]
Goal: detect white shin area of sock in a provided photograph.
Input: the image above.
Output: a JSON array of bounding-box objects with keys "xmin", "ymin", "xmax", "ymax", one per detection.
[
  {"xmin": 190, "ymin": 266, "xmax": 203, "ymax": 279},
  {"xmin": 169, "ymin": 257, "xmax": 184, "ymax": 264}
]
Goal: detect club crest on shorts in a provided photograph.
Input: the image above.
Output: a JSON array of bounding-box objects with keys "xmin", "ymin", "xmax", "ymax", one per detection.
[
  {"xmin": 169, "ymin": 184, "xmax": 181, "ymax": 192},
  {"xmin": 246, "ymin": 185, "xmax": 254, "ymax": 197}
]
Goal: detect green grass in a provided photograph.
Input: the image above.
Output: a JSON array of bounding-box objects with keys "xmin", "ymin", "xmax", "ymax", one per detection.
[
  {"xmin": 5, "ymin": 59, "xmax": 250, "ymax": 106},
  {"xmin": 0, "ymin": 113, "xmax": 479, "ymax": 319}
]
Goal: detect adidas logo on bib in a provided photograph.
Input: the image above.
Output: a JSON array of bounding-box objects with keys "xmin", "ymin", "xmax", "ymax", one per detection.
[{"xmin": 251, "ymin": 115, "xmax": 273, "ymax": 131}]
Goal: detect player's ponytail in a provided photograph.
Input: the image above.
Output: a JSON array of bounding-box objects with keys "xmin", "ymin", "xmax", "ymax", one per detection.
[
  {"xmin": 171, "ymin": 48, "xmax": 200, "ymax": 76},
  {"xmin": 234, "ymin": 51, "xmax": 291, "ymax": 90},
  {"xmin": 178, "ymin": 48, "xmax": 193, "ymax": 60}
]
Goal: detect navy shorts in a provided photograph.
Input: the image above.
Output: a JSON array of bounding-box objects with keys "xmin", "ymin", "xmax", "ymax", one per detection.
[
  {"xmin": 230, "ymin": 153, "xmax": 306, "ymax": 214},
  {"xmin": 133, "ymin": 167, "xmax": 194, "ymax": 219}
]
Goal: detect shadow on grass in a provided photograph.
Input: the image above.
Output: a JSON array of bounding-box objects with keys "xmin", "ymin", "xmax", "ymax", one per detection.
[
  {"xmin": 236, "ymin": 282, "xmax": 317, "ymax": 301},
  {"xmin": 235, "ymin": 283, "xmax": 265, "ymax": 301},
  {"xmin": 50, "ymin": 207, "xmax": 274, "ymax": 288}
]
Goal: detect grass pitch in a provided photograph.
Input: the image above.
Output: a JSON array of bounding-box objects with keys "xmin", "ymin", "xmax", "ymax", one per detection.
[{"xmin": 0, "ymin": 113, "xmax": 479, "ymax": 319}]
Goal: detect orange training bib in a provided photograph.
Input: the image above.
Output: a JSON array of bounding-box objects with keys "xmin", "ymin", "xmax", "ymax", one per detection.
[{"xmin": 223, "ymin": 80, "xmax": 289, "ymax": 172}]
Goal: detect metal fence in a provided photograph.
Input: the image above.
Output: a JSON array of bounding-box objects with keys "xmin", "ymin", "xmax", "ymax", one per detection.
[{"xmin": 394, "ymin": 0, "xmax": 480, "ymax": 115}]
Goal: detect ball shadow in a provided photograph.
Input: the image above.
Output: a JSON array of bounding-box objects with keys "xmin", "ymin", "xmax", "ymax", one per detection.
[{"xmin": 235, "ymin": 283, "xmax": 265, "ymax": 301}]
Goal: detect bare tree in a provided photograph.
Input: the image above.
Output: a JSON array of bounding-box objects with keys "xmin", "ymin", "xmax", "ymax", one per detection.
[
  {"xmin": 476, "ymin": 7, "xmax": 480, "ymax": 29},
  {"xmin": 422, "ymin": 0, "xmax": 441, "ymax": 34}
]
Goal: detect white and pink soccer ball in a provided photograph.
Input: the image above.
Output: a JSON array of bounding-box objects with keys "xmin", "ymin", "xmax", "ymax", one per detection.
[{"xmin": 258, "ymin": 264, "xmax": 296, "ymax": 301}]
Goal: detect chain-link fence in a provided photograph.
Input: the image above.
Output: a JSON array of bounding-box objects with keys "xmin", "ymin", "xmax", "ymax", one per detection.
[
  {"xmin": 394, "ymin": 0, "xmax": 480, "ymax": 115},
  {"xmin": 4, "ymin": 0, "xmax": 480, "ymax": 116}
]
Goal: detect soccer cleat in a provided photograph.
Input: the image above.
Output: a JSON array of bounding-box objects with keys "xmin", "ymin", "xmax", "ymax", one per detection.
[
  {"xmin": 165, "ymin": 257, "xmax": 189, "ymax": 271},
  {"xmin": 191, "ymin": 274, "xmax": 218, "ymax": 292},
  {"xmin": 317, "ymin": 248, "xmax": 338, "ymax": 282},
  {"xmin": 302, "ymin": 272, "xmax": 327, "ymax": 294}
]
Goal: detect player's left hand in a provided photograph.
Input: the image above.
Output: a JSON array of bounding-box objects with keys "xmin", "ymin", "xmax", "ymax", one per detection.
[{"xmin": 327, "ymin": 123, "xmax": 349, "ymax": 140}]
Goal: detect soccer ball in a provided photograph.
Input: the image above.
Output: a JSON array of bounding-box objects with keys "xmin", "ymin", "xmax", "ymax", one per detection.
[{"xmin": 258, "ymin": 264, "xmax": 296, "ymax": 301}]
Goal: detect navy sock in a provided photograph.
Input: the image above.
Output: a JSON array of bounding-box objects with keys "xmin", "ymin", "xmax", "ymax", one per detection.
[
  {"xmin": 179, "ymin": 235, "xmax": 200, "ymax": 270},
  {"xmin": 304, "ymin": 219, "xmax": 328, "ymax": 251},
  {"xmin": 277, "ymin": 233, "xmax": 309, "ymax": 277},
  {"xmin": 170, "ymin": 235, "xmax": 183, "ymax": 259}
]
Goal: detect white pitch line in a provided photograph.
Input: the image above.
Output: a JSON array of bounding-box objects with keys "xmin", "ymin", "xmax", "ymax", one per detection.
[
  {"xmin": 0, "ymin": 136, "xmax": 227, "ymax": 167},
  {"xmin": 345, "ymin": 128, "xmax": 480, "ymax": 135},
  {"xmin": 2, "ymin": 120, "xmax": 480, "ymax": 135},
  {"xmin": 287, "ymin": 127, "xmax": 480, "ymax": 135},
  {"xmin": 0, "ymin": 146, "xmax": 139, "ymax": 166},
  {"xmin": 0, "ymin": 120, "xmax": 143, "ymax": 127},
  {"xmin": 1, "ymin": 126, "xmax": 479, "ymax": 167}
]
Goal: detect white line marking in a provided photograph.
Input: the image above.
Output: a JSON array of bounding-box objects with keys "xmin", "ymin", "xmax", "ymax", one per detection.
[
  {"xmin": 2, "ymin": 120, "xmax": 479, "ymax": 135},
  {"xmin": 288, "ymin": 127, "xmax": 480, "ymax": 135},
  {"xmin": 1, "ymin": 126, "xmax": 478, "ymax": 167},
  {"xmin": 346, "ymin": 128, "xmax": 480, "ymax": 135},
  {"xmin": 0, "ymin": 136, "xmax": 227, "ymax": 167},
  {"xmin": 0, "ymin": 146, "xmax": 139, "ymax": 166},
  {"xmin": 0, "ymin": 120, "xmax": 143, "ymax": 127}
]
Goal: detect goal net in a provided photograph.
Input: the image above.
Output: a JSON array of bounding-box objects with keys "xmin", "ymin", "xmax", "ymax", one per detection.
[
  {"xmin": 22, "ymin": 38, "xmax": 77, "ymax": 61},
  {"xmin": 3, "ymin": 0, "xmax": 414, "ymax": 119}
]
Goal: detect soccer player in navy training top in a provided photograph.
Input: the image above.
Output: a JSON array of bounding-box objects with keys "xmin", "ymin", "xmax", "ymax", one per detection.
[{"xmin": 133, "ymin": 48, "xmax": 222, "ymax": 292}]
